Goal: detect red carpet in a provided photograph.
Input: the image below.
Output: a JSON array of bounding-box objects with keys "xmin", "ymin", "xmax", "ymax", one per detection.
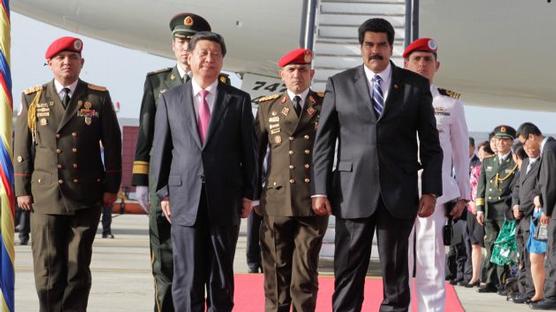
[{"xmin": 234, "ymin": 274, "xmax": 465, "ymax": 311}]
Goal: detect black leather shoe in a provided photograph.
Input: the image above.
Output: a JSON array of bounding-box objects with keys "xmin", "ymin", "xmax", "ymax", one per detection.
[
  {"xmin": 464, "ymin": 280, "xmax": 480, "ymax": 288},
  {"xmin": 18, "ymin": 238, "xmax": 29, "ymax": 246},
  {"xmin": 478, "ymin": 285, "xmax": 498, "ymax": 293},
  {"xmin": 102, "ymin": 233, "xmax": 114, "ymax": 239},
  {"xmin": 449, "ymin": 278, "xmax": 463, "ymax": 285},
  {"xmin": 510, "ymin": 293, "xmax": 530, "ymax": 304},
  {"xmin": 530, "ymin": 298, "xmax": 556, "ymax": 310},
  {"xmin": 458, "ymin": 280, "xmax": 468, "ymax": 286},
  {"xmin": 497, "ymin": 288, "xmax": 508, "ymax": 296},
  {"xmin": 527, "ymin": 298, "xmax": 543, "ymax": 305},
  {"xmin": 248, "ymin": 265, "xmax": 261, "ymax": 273}
]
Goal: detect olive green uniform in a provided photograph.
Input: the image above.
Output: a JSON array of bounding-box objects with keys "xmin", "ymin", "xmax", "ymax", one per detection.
[
  {"xmin": 14, "ymin": 79, "xmax": 122, "ymax": 311},
  {"xmin": 255, "ymin": 91, "xmax": 328, "ymax": 312},
  {"xmin": 132, "ymin": 67, "xmax": 230, "ymax": 312},
  {"xmin": 475, "ymin": 154, "xmax": 518, "ymax": 288}
]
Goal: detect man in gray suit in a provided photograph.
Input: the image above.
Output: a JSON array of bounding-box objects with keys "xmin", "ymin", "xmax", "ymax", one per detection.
[
  {"xmin": 311, "ymin": 18, "xmax": 443, "ymax": 312},
  {"xmin": 150, "ymin": 32, "xmax": 258, "ymax": 311}
]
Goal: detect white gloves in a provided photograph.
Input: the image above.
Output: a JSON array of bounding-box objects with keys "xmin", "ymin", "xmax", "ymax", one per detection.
[{"xmin": 135, "ymin": 186, "xmax": 150, "ymax": 213}]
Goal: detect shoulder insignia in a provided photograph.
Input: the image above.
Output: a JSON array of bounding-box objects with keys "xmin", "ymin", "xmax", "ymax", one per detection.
[
  {"xmin": 88, "ymin": 84, "xmax": 107, "ymax": 92},
  {"xmin": 147, "ymin": 67, "xmax": 173, "ymax": 76},
  {"xmin": 438, "ymin": 88, "xmax": 461, "ymax": 99},
  {"xmin": 255, "ymin": 93, "xmax": 281, "ymax": 103},
  {"xmin": 23, "ymin": 84, "xmax": 43, "ymax": 95},
  {"xmin": 315, "ymin": 91, "xmax": 325, "ymax": 98},
  {"xmin": 483, "ymin": 154, "xmax": 496, "ymax": 159}
]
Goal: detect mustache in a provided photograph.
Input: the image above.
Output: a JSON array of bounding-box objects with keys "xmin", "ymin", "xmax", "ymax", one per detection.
[{"xmin": 369, "ymin": 54, "xmax": 384, "ymax": 60}]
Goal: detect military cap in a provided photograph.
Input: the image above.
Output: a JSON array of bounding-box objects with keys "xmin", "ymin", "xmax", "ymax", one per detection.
[
  {"xmin": 169, "ymin": 13, "xmax": 211, "ymax": 38},
  {"xmin": 403, "ymin": 37, "xmax": 438, "ymax": 58},
  {"xmin": 45, "ymin": 36, "xmax": 83, "ymax": 60},
  {"xmin": 493, "ymin": 125, "xmax": 516, "ymax": 139},
  {"xmin": 278, "ymin": 48, "xmax": 313, "ymax": 67}
]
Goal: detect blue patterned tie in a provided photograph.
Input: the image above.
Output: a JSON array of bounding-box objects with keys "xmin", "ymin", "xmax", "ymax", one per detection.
[{"xmin": 372, "ymin": 75, "xmax": 384, "ymax": 117}]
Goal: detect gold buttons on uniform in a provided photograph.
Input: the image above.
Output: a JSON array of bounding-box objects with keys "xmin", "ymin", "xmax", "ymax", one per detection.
[
  {"xmin": 273, "ymin": 182, "xmax": 277, "ymax": 186},
  {"xmin": 17, "ymin": 156, "xmax": 23, "ymax": 162},
  {"xmin": 72, "ymin": 148, "xmax": 77, "ymax": 152},
  {"xmin": 304, "ymin": 135, "xmax": 310, "ymax": 140},
  {"xmin": 289, "ymin": 137, "xmax": 294, "ymax": 141},
  {"xmin": 288, "ymin": 150, "xmax": 294, "ymax": 155},
  {"xmin": 73, "ymin": 178, "xmax": 79, "ymax": 183},
  {"xmin": 55, "ymin": 134, "xmax": 60, "ymax": 138},
  {"xmin": 304, "ymin": 164, "xmax": 310, "ymax": 169},
  {"xmin": 37, "ymin": 179, "xmax": 41, "ymax": 183},
  {"xmin": 58, "ymin": 179, "xmax": 63, "ymax": 184},
  {"xmin": 289, "ymin": 165, "xmax": 294, "ymax": 169},
  {"xmin": 304, "ymin": 178, "xmax": 310, "ymax": 183},
  {"xmin": 72, "ymin": 132, "xmax": 77, "ymax": 137},
  {"xmin": 304, "ymin": 149, "xmax": 310, "ymax": 155},
  {"xmin": 57, "ymin": 164, "xmax": 62, "ymax": 169},
  {"xmin": 56, "ymin": 149, "xmax": 62, "ymax": 154},
  {"xmin": 73, "ymin": 163, "xmax": 78, "ymax": 169},
  {"xmin": 289, "ymin": 179, "xmax": 295, "ymax": 184}
]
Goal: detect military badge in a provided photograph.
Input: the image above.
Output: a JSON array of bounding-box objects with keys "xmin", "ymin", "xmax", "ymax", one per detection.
[
  {"xmin": 170, "ymin": 74, "xmax": 176, "ymax": 80},
  {"xmin": 269, "ymin": 116, "xmax": 279, "ymax": 123},
  {"xmin": 281, "ymin": 96, "xmax": 287, "ymax": 104},
  {"xmin": 274, "ymin": 135, "xmax": 282, "ymax": 144},
  {"xmin": 308, "ymin": 96, "xmax": 316, "ymax": 104},
  {"xmin": 307, "ymin": 107, "xmax": 316, "ymax": 116},
  {"xmin": 271, "ymin": 111, "xmax": 277, "ymax": 116},
  {"xmin": 270, "ymin": 128, "xmax": 280, "ymax": 135},
  {"xmin": 77, "ymin": 101, "xmax": 99, "ymax": 125},
  {"xmin": 84, "ymin": 101, "xmax": 92, "ymax": 109},
  {"xmin": 486, "ymin": 166, "xmax": 493, "ymax": 172},
  {"xmin": 17, "ymin": 156, "xmax": 23, "ymax": 163},
  {"xmin": 73, "ymin": 39, "xmax": 83, "ymax": 50},
  {"xmin": 281, "ymin": 107, "xmax": 289, "ymax": 116},
  {"xmin": 39, "ymin": 118, "xmax": 47, "ymax": 126},
  {"xmin": 184, "ymin": 16, "xmax": 194, "ymax": 26},
  {"xmin": 269, "ymin": 123, "xmax": 280, "ymax": 130},
  {"xmin": 304, "ymin": 50, "xmax": 313, "ymax": 63},
  {"xmin": 85, "ymin": 117, "xmax": 92, "ymax": 125}
]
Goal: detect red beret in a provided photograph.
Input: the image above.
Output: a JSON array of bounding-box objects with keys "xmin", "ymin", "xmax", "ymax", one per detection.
[
  {"xmin": 402, "ymin": 37, "xmax": 438, "ymax": 58},
  {"xmin": 45, "ymin": 36, "xmax": 83, "ymax": 60},
  {"xmin": 278, "ymin": 48, "xmax": 313, "ymax": 67}
]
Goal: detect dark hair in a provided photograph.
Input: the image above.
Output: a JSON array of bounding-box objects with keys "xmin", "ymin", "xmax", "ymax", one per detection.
[
  {"xmin": 188, "ymin": 31, "xmax": 227, "ymax": 57},
  {"xmin": 488, "ymin": 131, "xmax": 496, "ymax": 140},
  {"xmin": 516, "ymin": 122, "xmax": 542, "ymax": 139},
  {"xmin": 478, "ymin": 141, "xmax": 493, "ymax": 155},
  {"xmin": 512, "ymin": 142, "xmax": 528, "ymax": 160},
  {"xmin": 469, "ymin": 137, "xmax": 475, "ymax": 147},
  {"xmin": 358, "ymin": 18, "xmax": 395, "ymax": 46}
]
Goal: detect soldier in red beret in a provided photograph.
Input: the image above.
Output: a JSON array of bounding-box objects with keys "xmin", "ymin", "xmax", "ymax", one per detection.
[
  {"xmin": 254, "ymin": 48, "xmax": 328, "ymax": 311},
  {"xmin": 14, "ymin": 36, "xmax": 121, "ymax": 311},
  {"xmin": 403, "ymin": 37, "xmax": 472, "ymax": 311}
]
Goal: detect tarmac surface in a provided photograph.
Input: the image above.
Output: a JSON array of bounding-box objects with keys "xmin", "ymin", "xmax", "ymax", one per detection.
[{"xmin": 14, "ymin": 214, "xmax": 534, "ymax": 311}]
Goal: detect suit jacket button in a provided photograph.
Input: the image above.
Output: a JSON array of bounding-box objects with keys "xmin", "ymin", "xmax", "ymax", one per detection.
[
  {"xmin": 289, "ymin": 165, "xmax": 294, "ymax": 169},
  {"xmin": 72, "ymin": 132, "xmax": 77, "ymax": 137},
  {"xmin": 304, "ymin": 135, "xmax": 310, "ymax": 140},
  {"xmin": 304, "ymin": 178, "xmax": 310, "ymax": 183},
  {"xmin": 73, "ymin": 178, "xmax": 79, "ymax": 183},
  {"xmin": 58, "ymin": 179, "xmax": 63, "ymax": 184},
  {"xmin": 56, "ymin": 149, "xmax": 62, "ymax": 154},
  {"xmin": 73, "ymin": 163, "xmax": 78, "ymax": 168},
  {"xmin": 289, "ymin": 137, "xmax": 294, "ymax": 141},
  {"xmin": 96, "ymin": 178, "xmax": 101, "ymax": 182},
  {"xmin": 304, "ymin": 149, "xmax": 310, "ymax": 154},
  {"xmin": 72, "ymin": 148, "xmax": 77, "ymax": 152},
  {"xmin": 304, "ymin": 164, "xmax": 310, "ymax": 169},
  {"xmin": 37, "ymin": 178, "xmax": 42, "ymax": 183},
  {"xmin": 55, "ymin": 134, "xmax": 60, "ymax": 139},
  {"xmin": 289, "ymin": 179, "xmax": 295, "ymax": 184},
  {"xmin": 57, "ymin": 164, "xmax": 62, "ymax": 169},
  {"xmin": 288, "ymin": 150, "xmax": 294, "ymax": 155}
]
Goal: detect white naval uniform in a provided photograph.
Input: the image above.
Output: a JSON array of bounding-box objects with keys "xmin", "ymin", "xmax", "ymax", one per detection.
[{"xmin": 408, "ymin": 85, "xmax": 470, "ymax": 311}]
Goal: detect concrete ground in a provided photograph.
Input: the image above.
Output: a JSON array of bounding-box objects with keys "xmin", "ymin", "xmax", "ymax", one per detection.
[{"xmin": 14, "ymin": 214, "xmax": 533, "ymax": 311}]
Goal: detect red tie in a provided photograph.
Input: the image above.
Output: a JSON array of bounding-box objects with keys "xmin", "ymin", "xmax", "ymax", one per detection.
[{"xmin": 198, "ymin": 89, "xmax": 211, "ymax": 144}]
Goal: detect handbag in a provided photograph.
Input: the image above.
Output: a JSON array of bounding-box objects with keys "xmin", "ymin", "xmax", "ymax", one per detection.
[
  {"xmin": 534, "ymin": 222, "xmax": 548, "ymax": 241},
  {"xmin": 490, "ymin": 219, "xmax": 518, "ymax": 265}
]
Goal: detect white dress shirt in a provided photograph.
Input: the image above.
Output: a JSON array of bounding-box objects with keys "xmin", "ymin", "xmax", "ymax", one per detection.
[
  {"xmin": 176, "ymin": 63, "xmax": 188, "ymax": 81},
  {"xmin": 191, "ymin": 78, "xmax": 218, "ymax": 118},
  {"xmin": 363, "ymin": 62, "xmax": 392, "ymax": 103},
  {"xmin": 54, "ymin": 79, "xmax": 78, "ymax": 101},
  {"xmin": 287, "ymin": 88, "xmax": 310, "ymax": 109}
]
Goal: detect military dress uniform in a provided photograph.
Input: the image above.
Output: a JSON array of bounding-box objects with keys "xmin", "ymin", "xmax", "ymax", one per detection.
[
  {"xmin": 256, "ymin": 87, "xmax": 328, "ymax": 311},
  {"xmin": 408, "ymin": 84, "xmax": 470, "ymax": 312},
  {"xmin": 475, "ymin": 126, "xmax": 518, "ymax": 291},
  {"xmin": 14, "ymin": 77, "xmax": 122, "ymax": 311}
]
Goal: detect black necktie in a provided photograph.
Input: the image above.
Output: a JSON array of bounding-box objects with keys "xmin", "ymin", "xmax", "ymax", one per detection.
[
  {"xmin": 293, "ymin": 95, "xmax": 302, "ymax": 117},
  {"xmin": 62, "ymin": 88, "xmax": 71, "ymax": 109}
]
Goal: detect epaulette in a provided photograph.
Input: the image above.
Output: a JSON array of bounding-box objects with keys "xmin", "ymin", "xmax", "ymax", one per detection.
[
  {"xmin": 483, "ymin": 154, "xmax": 496, "ymax": 159},
  {"xmin": 23, "ymin": 85, "xmax": 43, "ymax": 95},
  {"xmin": 147, "ymin": 67, "xmax": 173, "ymax": 76},
  {"xmin": 88, "ymin": 83, "xmax": 107, "ymax": 92},
  {"xmin": 438, "ymin": 88, "xmax": 461, "ymax": 99},
  {"xmin": 219, "ymin": 73, "xmax": 231, "ymax": 85},
  {"xmin": 256, "ymin": 93, "xmax": 281, "ymax": 103},
  {"xmin": 315, "ymin": 91, "xmax": 325, "ymax": 98}
]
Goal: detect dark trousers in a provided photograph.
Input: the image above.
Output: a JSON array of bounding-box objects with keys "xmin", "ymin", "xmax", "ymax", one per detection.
[
  {"xmin": 17, "ymin": 208, "xmax": 31, "ymax": 242},
  {"xmin": 260, "ymin": 214, "xmax": 328, "ymax": 312},
  {"xmin": 516, "ymin": 216, "xmax": 535, "ymax": 297},
  {"xmin": 148, "ymin": 178, "xmax": 174, "ymax": 312},
  {"xmin": 31, "ymin": 207, "xmax": 101, "ymax": 312},
  {"xmin": 333, "ymin": 199, "xmax": 415, "ymax": 312},
  {"xmin": 544, "ymin": 219, "xmax": 556, "ymax": 299},
  {"xmin": 171, "ymin": 192, "xmax": 240, "ymax": 312},
  {"xmin": 101, "ymin": 204, "xmax": 112, "ymax": 235},
  {"xmin": 446, "ymin": 219, "xmax": 468, "ymax": 282},
  {"xmin": 483, "ymin": 219, "xmax": 509, "ymax": 288},
  {"xmin": 246, "ymin": 210, "xmax": 262, "ymax": 269}
]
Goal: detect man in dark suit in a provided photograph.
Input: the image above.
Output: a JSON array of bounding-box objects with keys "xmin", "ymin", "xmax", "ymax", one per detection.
[
  {"xmin": 311, "ymin": 18, "xmax": 443, "ymax": 312},
  {"xmin": 255, "ymin": 48, "xmax": 328, "ymax": 311},
  {"xmin": 14, "ymin": 36, "xmax": 121, "ymax": 311},
  {"xmin": 510, "ymin": 141, "xmax": 540, "ymax": 303},
  {"xmin": 151, "ymin": 32, "xmax": 257, "ymax": 311},
  {"xmin": 131, "ymin": 13, "xmax": 211, "ymax": 311},
  {"xmin": 517, "ymin": 122, "xmax": 556, "ymax": 310}
]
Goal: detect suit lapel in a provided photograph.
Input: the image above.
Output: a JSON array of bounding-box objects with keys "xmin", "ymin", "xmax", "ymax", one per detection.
[
  {"xmin": 57, "ymin": 80, "xmax": 86, "ymax": 132},
  {"xmin": 353, "ymin": 65, "xmax": 377, "ymax": 123},
  {"xmin": 204, "ymin": 83, "xmax": 228, "ymax": 148},
  {"xmin": 381, "ymin": 63, "xmax": 402, "ymax": 121},
  {"xmin": 182, "ymin": 82, "xmax": 202, "ymax": 149}
]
